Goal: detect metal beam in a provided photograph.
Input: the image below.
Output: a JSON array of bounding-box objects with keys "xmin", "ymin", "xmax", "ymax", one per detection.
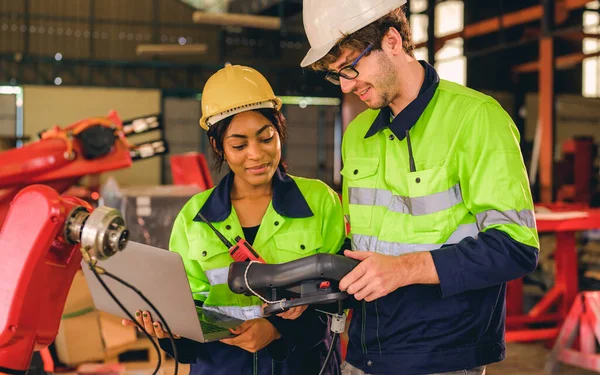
[
  {"xmin": 513, "ymin": 50, "xmax": 600, "ymax": 73},
  {"xmin": 0, "ymin": 11, "xmax": 308, "ymax": 41},
  {"xmin": 136, "ymin": 44, "xmax": 209, "ymax": 56},
  {"xmin": 539, "ymin": 0, "xmax": 556, "ymax": 204},
  {"xmin": 415, "ymin": 0, "xmax": 590, "ymax": 51},
  {"xmin": 426, "ymin": 0, "xmax": 435, "ymax": 64},
  {"xmin": 0, "ymin": 12, "xmax": 203, "ymax": 30},
  {"xmin": 192, "ymin": 11, "xmax": 281, "ymax": 30},
  {"xmin": 0, "ymin": 54, "xmax": 340, "ymax": 97}
]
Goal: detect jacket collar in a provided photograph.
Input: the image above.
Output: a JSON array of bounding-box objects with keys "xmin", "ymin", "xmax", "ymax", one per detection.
[
  {"xmin": 364, "ymin": 60, "xmax": 440, "ymax": 140},
  {"xmin": 194, "ymin": 166, "xmax": 313, "ymax": 223}
]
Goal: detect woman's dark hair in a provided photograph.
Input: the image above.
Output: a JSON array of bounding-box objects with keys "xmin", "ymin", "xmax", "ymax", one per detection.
[{"xmin": 206, "ymin": 108, "xmax": 288, "ymax": 172}]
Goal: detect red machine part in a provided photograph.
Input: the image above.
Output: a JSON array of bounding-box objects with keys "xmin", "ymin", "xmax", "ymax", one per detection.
[
  {"xmin": 546, "ymin": 292, "xmax": 600, "ymax": 373},
  {"xmin": 170, "ymin": 152, "xmax": 214, "ymax": 190},
  {"xmin": 555, "ymin": 137, "xmax": 595, "ymax": 204},
  {"xmin": 0, "ymin": 185, "xmax": 91, "ymax": 374},
  {"xmin": 0, "ymin": 110, "xmax": 133, "ymax": 229},
  {"xmin": 506, "ymin": 209, "xmax": 600, "ymax": 343}
]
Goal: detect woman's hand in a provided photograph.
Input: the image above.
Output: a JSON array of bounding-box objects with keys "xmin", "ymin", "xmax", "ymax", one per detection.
[
  {"xmin": 276, "ymin": 305, "xmax": 308, "ymax": 320},
  {"xmin": 262, "ymin": 303, "xmax": 308, "ymax": 320},
  {"xmin": 220, "ymin": 318, "xmax": 280, "ymax": 352},
  {"xmin": 121, "ymin": 310, "xmax": 180, "ymax": 339}
]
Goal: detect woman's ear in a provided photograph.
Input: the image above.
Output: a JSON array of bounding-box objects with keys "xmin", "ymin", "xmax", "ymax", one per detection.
[
  {"xmin": 210, "ymin": 137, "xmax": 227, "ymax": 161},
  {"xmin": 209, "ymin": 137, "xmax": 219, "ymax": 155}
]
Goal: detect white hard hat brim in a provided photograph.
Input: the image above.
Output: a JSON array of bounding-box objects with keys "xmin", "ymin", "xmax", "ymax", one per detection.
[
  {"xmin": 300, "ymin": 0, "xmax": 408, "ymax": 68},
  {"xmin": 300, "ymin": 39, "xmax": 338, "ymax": 68}
]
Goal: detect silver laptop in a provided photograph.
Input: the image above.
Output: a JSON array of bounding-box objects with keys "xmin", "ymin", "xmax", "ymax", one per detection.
[{"xmin": 81, "ymin": 241, "xmax": 244, "ymax": 342}]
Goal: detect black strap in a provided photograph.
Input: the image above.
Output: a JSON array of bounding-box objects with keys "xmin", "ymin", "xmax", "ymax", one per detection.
[{"xmin": 0, "ymin": 366, "xmax": 27, "ymax": 375}]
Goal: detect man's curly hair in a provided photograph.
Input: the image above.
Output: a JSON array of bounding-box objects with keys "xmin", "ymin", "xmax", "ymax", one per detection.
[{"xmin": 309, "ymin": 6, "xmax": 414, "ymax": 71}]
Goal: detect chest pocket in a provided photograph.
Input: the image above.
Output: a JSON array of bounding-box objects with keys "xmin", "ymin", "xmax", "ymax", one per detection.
[
  {"xmin": 406, "ymin": 165, "xmax": 459, "ymax": 236},
  {"xmin": 273, "ymin": 231, "xmax": 324, "ymax": 263},
  {"xmin": 341, "ymin": 157, "xmax": 380, "ymax": 229},
  {"xmin": 188, "ymin": 236, "xmax": 232, "ymax": 269}
]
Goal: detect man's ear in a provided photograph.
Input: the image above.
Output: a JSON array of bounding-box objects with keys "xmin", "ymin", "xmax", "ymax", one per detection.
[{"xmin": 381, "ymin": 27, "xmax": 403, "ymax": 55}]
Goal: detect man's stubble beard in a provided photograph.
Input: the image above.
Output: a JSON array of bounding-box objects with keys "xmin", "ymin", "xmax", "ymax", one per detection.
[{"xmin": 366, "ymin": 53, "xmax": 399, "ymax": 110}]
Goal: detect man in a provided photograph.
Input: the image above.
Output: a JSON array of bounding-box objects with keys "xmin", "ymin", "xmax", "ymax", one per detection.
[{"xmin": 300, "ymin": 1, "xmax": 540, "ymax": 375}]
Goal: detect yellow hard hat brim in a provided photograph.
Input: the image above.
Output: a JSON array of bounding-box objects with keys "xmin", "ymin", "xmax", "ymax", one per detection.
[{"xmin": 200, "ymin": 98, "xmax": 282, "ymax": 131}]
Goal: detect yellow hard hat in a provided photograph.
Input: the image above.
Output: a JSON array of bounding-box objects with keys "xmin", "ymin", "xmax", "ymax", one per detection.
[{"xmin": 199, "ymin": 63, "xmax": 283, "ymax": 130}]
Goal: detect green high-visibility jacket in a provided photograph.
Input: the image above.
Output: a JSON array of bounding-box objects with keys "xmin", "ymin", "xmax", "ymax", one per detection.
[
  {"xmin": 341, "ymin": 61, "xmax": 539, "ymax": 375},
  {"xmin": 160, "ymin": 169, "xmax": 346, "ymax": 375},
  {"xmin": 171, "ymin": 170, "xmax": 346, "ymax": 319}
]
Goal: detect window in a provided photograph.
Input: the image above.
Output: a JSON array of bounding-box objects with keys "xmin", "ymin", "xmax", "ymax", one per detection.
[{"xmin": 410, "ymin": 0, "xmax": 466, "ymax": 85}]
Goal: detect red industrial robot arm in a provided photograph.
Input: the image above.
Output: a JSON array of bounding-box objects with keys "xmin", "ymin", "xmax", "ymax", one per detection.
[
  {"xmin": 0, "ymin": 111, "xmax": 134, "ymax": 190},
  {"xmin": 0, "ymin": 184, "xmax": 129, "ymax": 375},
  {"xmin": 0, "ymin": 110, "xmax": 167, "ymax": 229}
]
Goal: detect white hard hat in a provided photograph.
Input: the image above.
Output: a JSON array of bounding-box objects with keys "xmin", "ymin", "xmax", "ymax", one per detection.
[{"xmin": 300, "ymin": 0, "xmax": 407, "ymax": 67}]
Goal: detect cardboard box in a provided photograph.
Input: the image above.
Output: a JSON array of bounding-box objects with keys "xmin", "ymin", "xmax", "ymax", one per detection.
[
  {"xmin": 98, "ymin": 312, "xmax": 137, "ymax": 351},
  {"xmin": 54, "ymin": 311, "xmax": 105, "ymax": 366},
  {"xmin": 55, "ymin": 271, "xmax": 137, "ymax": 366},
  {"xmin": 55, "ymin": 311, "xmax": 139, "ymax": 366},
  {"xmin": 63, "ymin": 270, "xmax": 95, "ymax": 316}
]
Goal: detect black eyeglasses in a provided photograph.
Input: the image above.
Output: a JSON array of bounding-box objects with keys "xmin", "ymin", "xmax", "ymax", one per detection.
[{"xmin": 325, "ymin": 44, "xmax": 373, "ymax": 85}]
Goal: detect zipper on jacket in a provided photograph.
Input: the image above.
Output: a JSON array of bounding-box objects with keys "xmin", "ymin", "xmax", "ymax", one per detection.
[
  {"xmin": 406, "ymin": 130, "xmax": 416, "ymax": 172},
  {"xmin": 253, "ymin": 352, "xmax": 258, "ymax": 375},
  {"xmin": 272, "ymin": 359, "xmax": 275, "ymax": 375},
  {"xmin": 375, "ymin": 300, "xmax": 382, "ymax": 355},
  {"xmin": 361, "ymin": 300, "xmax": 368, "ymax": 354}
]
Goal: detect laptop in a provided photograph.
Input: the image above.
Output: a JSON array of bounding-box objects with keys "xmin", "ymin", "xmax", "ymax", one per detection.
[{"xmin": 81, "ymin": 241, "xmax": 244, "ymax": 342}]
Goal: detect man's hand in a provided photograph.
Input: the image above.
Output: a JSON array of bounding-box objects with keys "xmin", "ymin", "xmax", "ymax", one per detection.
[
  {"xmin": 220, "ymin": 318, "xmax": 281, "ymax": 352},
  {"xmin": 339, "ymin": 250, "xmax": 439, "ymax": 302}
]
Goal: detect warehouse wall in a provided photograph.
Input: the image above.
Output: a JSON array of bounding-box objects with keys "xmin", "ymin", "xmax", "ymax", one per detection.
[
  {"xmin": 0, "ymin": 93, "xmax": 16, "ymax": 150},
  {"xmin": 525, "ymin": 94, "xmax": 600, "ymax": 148},
  {"xmin": 23, "ymin": 85, "xmax": 161, "ymax": 186},
  {"xmin": 0, "ymin": 0, "xmax": 322, "ymax": 95},
  {"xmin": 162, "ymin": 99, "xmax": 341, "ymax": 189},
  {"xmin": 163, "ymin": 97, "xmax": 207, "ymax": 184},
  {"xmin": 466, "ymin": 90, "xmax": 600, "ymax": 156},
  {"xmin": 0, "ymin": 0, "xmax": 220, "ymax": 63},
  {"xmin": 284, "ymin": 104, "xmax": 338, "ymax": 187}
]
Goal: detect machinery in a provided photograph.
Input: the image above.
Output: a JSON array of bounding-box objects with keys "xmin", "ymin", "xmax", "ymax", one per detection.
[
  {"xmin": 0, "ymin": 109, "xmax": 356, "ymax": 373},
  {"xmin": 0, "ymin": 184, "xmax": 129, "ymax": 374},
  {"xmin": 0, "ymin": 110, "xmax": 167, "ymax": 228},
  {"xmin": 229, "ymin": 254, "xmax": 359, "ymax": 375},
  {"xmin": 0, "ymin": 110, "xmax": 166, "ymax": 374},
  {"xmin": 228, "ymin": 253, "xmax": 359, "ymax": 315}
]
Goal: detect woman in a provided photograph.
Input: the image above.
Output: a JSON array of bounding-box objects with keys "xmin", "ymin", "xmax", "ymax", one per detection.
[{"xmin": 123, "ymin": 63, "xmax": 346, "ymax": 375}]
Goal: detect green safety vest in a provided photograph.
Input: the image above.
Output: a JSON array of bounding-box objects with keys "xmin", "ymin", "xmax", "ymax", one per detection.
[
  {"xmin": 170, "ymin": 174, "xmax": 346, "ymax": 320},
  {"xmin": 341, "ymin": 79, "xmax": 539, "ymax": 255}
]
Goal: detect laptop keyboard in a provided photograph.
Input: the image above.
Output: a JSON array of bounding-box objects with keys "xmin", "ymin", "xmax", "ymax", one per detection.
[{"xmin": 202, "ymin": 321, "xmax": 228, "ymax": 334}]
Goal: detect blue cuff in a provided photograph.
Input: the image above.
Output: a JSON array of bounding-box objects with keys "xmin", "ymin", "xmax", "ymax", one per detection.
[
  {"xmin": 430, "ymin": 245, "xmax": 463, "ymax": 298},
  {"xmin": 431, "ymin": 229, "xmax": 539, "ymax": 298}
]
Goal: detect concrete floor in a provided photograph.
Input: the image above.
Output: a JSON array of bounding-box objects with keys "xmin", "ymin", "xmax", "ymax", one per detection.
[
  {"xmin": 128, "ymin": 343, "xmax": 598, "ymax": 375},
  {"xmin": 487, "ymin": 343, "xmax": 598, "ymax": 375},
  {"xmin": 96, "ymin": 342, "xmax": 599, "ymax": 375}
]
